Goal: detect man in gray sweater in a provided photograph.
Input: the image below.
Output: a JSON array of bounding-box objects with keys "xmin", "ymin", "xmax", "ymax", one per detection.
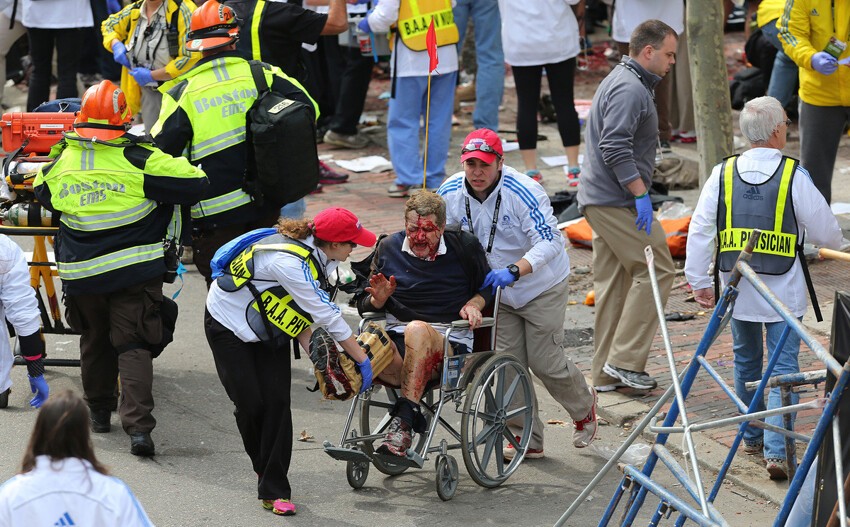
[{"xmin": 577, "ymin": 19, "xmax": 678, "ymax": 392}]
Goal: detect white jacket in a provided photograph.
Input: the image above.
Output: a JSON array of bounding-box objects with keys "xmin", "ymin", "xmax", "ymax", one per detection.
[
  {"xmin": 0, "ymin": 235, "xmax": 41, "ymax": 393},
  {"xmin": 0, "ymin": 456, "xmax": 154, "ymax": 526},
  {"xmin": 206, "ymin": 235, "xmax": 353, "ymax": 343},
  {"xmin": 438, "ymin": 165, "xmax": 570, "ymax": 309},
  {"xmin": 21, "ymin": 0, "xmax": 92, "ymax": 28},
  {"xmin": 684, "ymin": 148, "xmax": 843, "ymax": 322}
]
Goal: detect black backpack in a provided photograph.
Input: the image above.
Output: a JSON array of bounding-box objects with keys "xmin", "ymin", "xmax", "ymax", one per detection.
[{"xmin": 244, "ymin": 61, "xmax": 320, "ymax": 209}]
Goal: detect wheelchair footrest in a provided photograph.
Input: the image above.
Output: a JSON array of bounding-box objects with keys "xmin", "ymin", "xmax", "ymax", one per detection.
[
  {"xmin": 373, "ymin": 452, "xmax": 425, "ymax": 469},
  {"xmin": 323, "ymin": 443, "xmax": 371, "ymax": 463}
]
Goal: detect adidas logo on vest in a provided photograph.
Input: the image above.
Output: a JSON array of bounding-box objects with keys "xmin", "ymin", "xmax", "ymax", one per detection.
[
  {"xmin": 743, "ymin": 186, "xmax": 764, "ymax": 201},
  {"xmin": 54, "ymin": 512, "xmax": 75, "ymax": 525}
]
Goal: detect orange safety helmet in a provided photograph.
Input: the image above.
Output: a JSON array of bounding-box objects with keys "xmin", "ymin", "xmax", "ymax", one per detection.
[
  {"xmin": 73, "ymin": 80, "xmax": 132, "ymax": 141},
  {"xmin": 185, "ymin": 0, "xmax": 239, "ymax": 52}
]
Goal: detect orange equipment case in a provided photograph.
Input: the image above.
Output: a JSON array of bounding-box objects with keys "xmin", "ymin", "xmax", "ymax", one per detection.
[{"xmin": 1, "ymin": 112, "xmax": 76, "ymax": 154}]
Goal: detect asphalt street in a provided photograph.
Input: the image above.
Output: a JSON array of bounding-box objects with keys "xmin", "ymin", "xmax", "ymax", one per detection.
[{"xmin": 0, "ymin": 262, "xmax": 780, "ymax": 527}]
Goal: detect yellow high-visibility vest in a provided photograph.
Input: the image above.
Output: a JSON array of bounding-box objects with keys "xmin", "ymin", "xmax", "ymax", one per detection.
[{"xmin": 396, "ymin": 0, "xmax": 458, "ymax": 52}]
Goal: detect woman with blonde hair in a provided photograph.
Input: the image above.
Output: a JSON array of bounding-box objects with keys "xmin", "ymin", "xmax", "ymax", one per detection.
[{"xmin": 0, "ymin": 390, "xmax": 154, "ymax": 526}]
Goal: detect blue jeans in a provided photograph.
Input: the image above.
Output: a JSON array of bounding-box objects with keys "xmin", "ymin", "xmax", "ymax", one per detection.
[
  {"xmin": 387, "ymin": 72, "xmax": 457, "ymax": 188},
  {"xmin": 280, "ymin": 198, "xmax": 306, "ymax": 220},
  {"xmin": 760, "ymin": 19, "xmax": 798, "ymax": 109},
  {"xmin": 453, "ymin": 0, "xmax": 503, "ymax": 132},
  {"xmin": 731, "ymin": 318, "xmax": 802, "ymax": 460}
]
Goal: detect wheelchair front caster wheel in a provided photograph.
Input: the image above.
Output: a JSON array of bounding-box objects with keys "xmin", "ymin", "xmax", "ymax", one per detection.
[
  {"xmin": 435, "ymin": 454, "xmax": 459, "ymax": 501},
  {"xmin": 346, "ymin": 460, "xmax": 369, "ymax": 489}
]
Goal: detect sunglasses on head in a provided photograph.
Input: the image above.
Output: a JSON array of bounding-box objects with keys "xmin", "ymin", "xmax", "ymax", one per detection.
[{"xmin": 461, "ymin": 141, "xmax": 501, "ymax": 157}]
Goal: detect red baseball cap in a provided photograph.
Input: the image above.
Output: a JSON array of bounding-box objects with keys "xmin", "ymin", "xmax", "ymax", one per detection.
[
  {"xmin": 460, "ymin": 128, "xmax": 503, "ymax": 164},
  {"xmin": 313, "ymin": 207, "xmax": 376, "ymax": 247}
]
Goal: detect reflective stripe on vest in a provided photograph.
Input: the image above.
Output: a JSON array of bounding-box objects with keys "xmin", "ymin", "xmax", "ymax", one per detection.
[
  {"xmin": 57, "ymin": 242, "xmax": 163, "ymax": 281},
  {"xmin": 190, "ymin": 188, "xmax": 254, "ymax": 219},
  {"xmin": 717, "ymin": 155, "xmax": 798, "ymax": 275},
  {"xmin": 396, "ymin": 0, "xmax": 459, "ymax": 52},
  {"xmin": 251, "ymin": 0, "xmax": 265, "ymax": 61},
  {"xmin": 215, "ymin": 235, "xmax": 325, "ymax": 341},
  {"xmin": 60, "ymin": 200, "xmax": 157, "ymax": 232},
  {"xmin": 189, "ymin": 126, "xmax": 246, "ymax": 160}
]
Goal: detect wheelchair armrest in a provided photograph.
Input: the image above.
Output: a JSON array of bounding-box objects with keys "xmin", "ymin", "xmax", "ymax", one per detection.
[
  {"xmin": 451, "ymin": 317, "xmax": 495, "ymax": 329},
  {"xmin": 358, "ymin": 312, "xmax": 386, "ymax": 333}
]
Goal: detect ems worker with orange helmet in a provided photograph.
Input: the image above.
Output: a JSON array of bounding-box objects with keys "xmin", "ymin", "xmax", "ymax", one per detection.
[
  {"xmin": 33, "ymin": 80, "xmax": 208, "ymax": 456},
  {"xmin": 152, "ymin": 0, "xmax": 318, "ymax": 285}
]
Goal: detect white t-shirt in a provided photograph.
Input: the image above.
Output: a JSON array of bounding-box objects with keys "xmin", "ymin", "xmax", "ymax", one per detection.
[
  {"xmin": 22, "ymin": 0, "xmax": 93, "ymax": 28},
  {"xmin": 611, "ymin": 0, "xmax": 684, "ymax": 44},
  {"xmin": 498, "ymin": 0, "xmax": 581, "ymax": 66}
]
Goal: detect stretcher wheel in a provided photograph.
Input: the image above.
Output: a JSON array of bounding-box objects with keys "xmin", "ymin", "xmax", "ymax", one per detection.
[
  {"xmin": 346, "ymin": 460, "xmax": 369, "ymax": 489},
  {"xmin": 461, "ymin": 353, "xmax": 536, "ymax": 488},
  {"xmin": 359, "ymin": 386, "xmax": 429, "ymax": 476},
  {"xmin": 435, "ymin": 454, "xmax": 459, "ymax": 501}
]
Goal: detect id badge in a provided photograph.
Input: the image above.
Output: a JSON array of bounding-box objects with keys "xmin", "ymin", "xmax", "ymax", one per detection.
[{"xmin": 824, "ymin": 36, "xmax": 847, "ymax": 59}]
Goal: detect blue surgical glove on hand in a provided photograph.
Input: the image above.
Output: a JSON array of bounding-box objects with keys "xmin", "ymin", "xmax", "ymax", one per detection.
[
  {"xmin": 635, "ymin": 193, "xmax": 653, "ymax": 235},
  {"xmin": 111, "ymin": 41, "xmax": 131, "ymax": 68},
  {"xmin": 130, "ymin": 67, "xmax": 156, "ymax": 87},
  {"xmin": 358, "ymin": 357, "xmax": 373, "ymax": 393},
  {"xmin": 482, "ymin": 268, "xmax": 516, "ymax": 295},
  {"xmin": 28, "ymin": 375, "xmax": 48, "ymax": 409},
  {"xmin": 357, "ymin": 16, "xmax": 371, "ymax": 33},
  {"xmin": 106, "ymin": 0, "xmax": 122, "ymax": 14},
  {"xmin": 812, "ymin": 52, "xmax": 838, "ymax": 75}
]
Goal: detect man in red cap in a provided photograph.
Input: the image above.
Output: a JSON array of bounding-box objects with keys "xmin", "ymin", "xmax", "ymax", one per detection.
[{"xmin": 438, "ymin": 129, "xmax": 598, "ymax": 458}]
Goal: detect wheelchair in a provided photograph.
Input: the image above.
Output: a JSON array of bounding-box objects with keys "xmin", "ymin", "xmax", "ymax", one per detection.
[{"xmin": 322, "ymin": 292, "xmax": 537, "ymax": 501}]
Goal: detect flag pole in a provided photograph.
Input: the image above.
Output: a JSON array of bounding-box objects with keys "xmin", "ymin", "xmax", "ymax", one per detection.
[
  {"xmin": 422, "ymin": 17, "xmax": 438, "ymax": 191},
  {"xmin": 423, "ymin": 73, "xmax": 432, "ymax": 190}
]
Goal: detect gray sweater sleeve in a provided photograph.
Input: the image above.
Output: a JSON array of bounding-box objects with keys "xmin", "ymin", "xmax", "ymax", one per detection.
[{"xmin": 597, "ymin": 81, "xmax": 650, "ymax": 187}]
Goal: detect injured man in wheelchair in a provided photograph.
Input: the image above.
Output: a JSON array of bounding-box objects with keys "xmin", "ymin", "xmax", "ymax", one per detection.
[{"xmin": 353, "ymin": 191, "xmax": 494, "ymax": 457}]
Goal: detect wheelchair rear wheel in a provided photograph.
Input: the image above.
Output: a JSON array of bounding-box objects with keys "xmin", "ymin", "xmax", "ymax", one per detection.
[
  {"xmin": 460, "ymin": 353, "xmax": 536, "ymax": 488},
  {"xmin": 359, "ymin": 386, "xmax": 429, "ymax": 475}
]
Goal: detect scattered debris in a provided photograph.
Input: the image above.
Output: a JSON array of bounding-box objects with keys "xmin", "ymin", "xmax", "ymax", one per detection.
[
  {"xmin": 297, "ymin": 430, "xmax": 314, "ymax": 442},
  {"xmin": 546, "ymin": 419, "xmax": 567, "ymax": 427}
]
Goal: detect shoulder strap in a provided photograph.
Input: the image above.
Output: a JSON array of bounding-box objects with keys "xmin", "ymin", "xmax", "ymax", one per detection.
[
  {"xmin": 249, "ymin": 60, "xmax": 270, "ymax": 94},
  {"xmin": 170, "ymin": 0, "xmax": 182, "ymax": 30}
]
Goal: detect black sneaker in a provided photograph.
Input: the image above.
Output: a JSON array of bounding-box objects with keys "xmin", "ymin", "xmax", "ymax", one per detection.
[
  {"xmin": 0, "ymin": 388, "xmax": 9, "ymax": 409},
  {"xmin": 602, "ymin": 364, "xmax": 658, "ymax": 390}
]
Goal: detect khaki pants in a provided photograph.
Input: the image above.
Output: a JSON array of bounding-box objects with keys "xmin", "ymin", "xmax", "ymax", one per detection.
[
  {"xmin": 497, "ymin": 277, "xmax": 592, "ymax": 450},
  {"xmin": 65, "ymin": 277, "xmax": 164, "ymax": 434},
  {"xmin": 584, "ymin": 206, "xmax": 675, "ymax": 387}
]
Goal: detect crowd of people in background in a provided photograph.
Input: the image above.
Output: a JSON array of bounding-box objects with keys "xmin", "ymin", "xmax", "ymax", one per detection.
[{"xmin": 0, "ymin": 0, "xmax": 848, "ymax": 522}]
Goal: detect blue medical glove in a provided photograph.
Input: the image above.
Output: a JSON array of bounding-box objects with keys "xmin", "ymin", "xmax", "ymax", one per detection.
[
  {"xmin": 130, "ymin": 67, "xmax": 156, "ymax": 87},
  {"xmin": 635, "ymin": 193, "xmax": 653, "ymax": 235},
  {"xmin": 111, "ymin": 41, "xmax": 131, "ymax": 68},
  {"xmin": 357, "ymin": 16, "xmax": 371, "ymax": 34},
  {"xmin": 107, "ymin": 0, "xmax": 122, "ymax": 14},
  {"xmin": 811, "ymin": 52, "xmax": 838, "ymax": 75},
  {"xmin": 28, "ymin": 375, "xmax": 48, "ymax": 409},
  {"xmin": 357, "ymin": 357, "xmax": 373, "ymax": 393},
  {"xmin": 351, "ymin": 0, "xmax": 370, "ymax": 4},
  {"xmin": 482, "ymin": 268, "xmax": 516, "ymax": 295}
]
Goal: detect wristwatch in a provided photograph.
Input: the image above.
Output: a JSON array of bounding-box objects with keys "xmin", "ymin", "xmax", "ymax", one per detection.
[{"xmin": 507, "ymin": 264, "xmax": 521, "ymax": 281}]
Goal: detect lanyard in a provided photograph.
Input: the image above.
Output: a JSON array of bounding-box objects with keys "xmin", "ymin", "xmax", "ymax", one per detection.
[
  {"xmin": 464, "ymin": 191, "xmax": 501, "ymax": 254},
  {"xmin": 618, "ymin": 60, "xmax": 655, "ymax": 101}
]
